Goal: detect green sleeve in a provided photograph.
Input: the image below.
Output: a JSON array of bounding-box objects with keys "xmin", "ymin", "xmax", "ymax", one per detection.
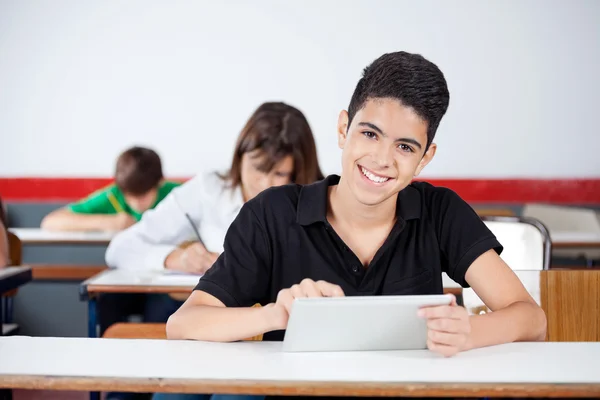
[
  {"xmin": 156, "ymin": 181, "xmax": 182, "ymax": 201},
  {"xmin": 67, "ymin": 186, "xmax": 120, "ymax": 215}
]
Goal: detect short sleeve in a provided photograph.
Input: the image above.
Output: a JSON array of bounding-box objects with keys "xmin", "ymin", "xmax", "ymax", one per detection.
[
  {"xmin": 68, "ymin": 186, "xmax": 119, "ymax": 214},
  {"xmin": 431, "ymin": 188, "xmax": 503, "ymax": 287},
  {"xmin": 194, "ymin": 201, "xmax": 272, "ymax": 307}
]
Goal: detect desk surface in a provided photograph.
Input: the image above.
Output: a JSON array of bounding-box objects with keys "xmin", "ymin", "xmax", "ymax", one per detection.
[
  {"xmin": 82, "ymin": 269, "xmax": 465, "ymax": 297},
  {"xmin": 0, "ymin": 337, "xmax": 598, "ymax": 397},
  {"xmin": 0, "ymin": 266, "xmax": 32, "ymax": 294},
  {"xmin": 81, "ymin": 269, "xmax": 204, "ymax": 296},
  {"xmin": 8, "ymin": 228, "xmax": 116, "ymax": 244}
]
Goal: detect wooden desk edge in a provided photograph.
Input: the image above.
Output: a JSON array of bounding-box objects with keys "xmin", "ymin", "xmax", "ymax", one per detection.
[
  {"xmin": 552, "ymin": 242, "xmax": 600, "ymax": 249},
  {"xmin": 83, "ymin": 286, "xmax": 462, "ymax": 296},
  {"xmin": 1, "ymin": 376, "xmax": 599, "ymax": 397},
  {"xmin": 85, "ymin": 284, "xmax": 196, "ymax": 295},
  {"xmin": 32, "ymin": 265, "xmax": 107, "ymax": 281}
]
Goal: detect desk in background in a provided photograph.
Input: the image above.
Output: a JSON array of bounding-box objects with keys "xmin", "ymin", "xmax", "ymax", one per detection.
[
  {"xmin": 522, "ymin": 204, "xmax": 600, "ymax": 267},
  {"xmin": 8, "ymin": 228, "xmax": 112, "ymax": 337},
  {"xmin": 0, "ymin": 337, "xmax": 599, "ymax": 398},
  {"xmin": 0, "ymin": 267, "xmax": 32, "ymax": 336},
  {"xmin": 551, "ymin": 231, "xmax": 600, "ymax": 248},
  {"xmin": 8, "ymin": 228, "xmax": 110, "ymax": 280},
  {"xmin": 79, "ymin": 269, "xmax": 465, "ymax": 338},
  {"xmin": 550, "ymin": 231, "xmax": 600, "ymax": 267},
  {"xmin": 83, "ymin": 268, "xmax": 600, "ymax": 343},
  {"xmin": 80, "ymin": 269, "xmax": 203, "ymax": 337},
  {"xmin": 8, "ymin": 228, "xmax": 115, "ymax": 245}
]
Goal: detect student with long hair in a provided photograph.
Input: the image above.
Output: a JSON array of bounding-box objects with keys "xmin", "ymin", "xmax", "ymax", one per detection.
[
  {"xmin": 104, "ymin": 102, "xmax": 324, "ymax": 400},
  {"xmin": 106, "ymin": 101, "xmax": 323, "ymax": 276}
]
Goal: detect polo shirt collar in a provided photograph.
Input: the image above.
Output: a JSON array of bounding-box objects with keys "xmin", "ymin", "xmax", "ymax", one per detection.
[{"xmin": 296, "ymin": 174, "xmax": 422, "ymax": 226}]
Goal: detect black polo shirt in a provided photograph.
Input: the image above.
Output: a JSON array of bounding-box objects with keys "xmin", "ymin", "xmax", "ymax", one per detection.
[{"xmin": 195, "ymin": 174, "xmax": 502, "ymax": 341}]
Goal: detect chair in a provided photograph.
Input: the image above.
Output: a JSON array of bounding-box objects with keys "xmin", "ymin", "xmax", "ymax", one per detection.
[
  {"xmin": 7, "ymin": 232, "xmax": 22, "ymax": 266},
  {"xmin": 102, "ymin": 322, "xmax": 264, "ymax": 341},
  {"xmin": 103, "ymin": 322, "xmax": 167, "ymax": 339},
  {"xmin": 462, "ymin": 216, "xmax": 551, "ymax": 315},
  {"xmin": 522, "ymin": 203, "xmax": 600, "ymax": 265},
  {"xmin": 2, "ymin": 232, "xmax": 23, "ymax": 335}
]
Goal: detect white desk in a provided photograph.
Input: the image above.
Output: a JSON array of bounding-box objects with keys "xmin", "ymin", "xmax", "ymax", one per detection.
[
  {"xmin": 8, "ymin": 228, "xmax": 116, "ymax": 245},
  {"xmin": 0, "ymin": 266, "xmax": 32, "ymax": 296},
  {"xmin": 549, "ymin": 231, "xmax": 600, "ymax": 268},
  {"xmin": 551, "ymin": 231, "xmax": 600, "ymax": 248},
  {"xmin": 0, "ymin": 337, "xmax": 598, "ymax": 397},
  {"xmin": 80, "ymin": 269, "xmax": 203, "ymax": 338},
  {"xmin": 82, "ymin": 269, "xmax": 203, "ymax": 295},
  {"xmin": 522, "ymin": 203, "xmax": 600, "ymax": 249},
  {"xmin": 84, "ymin": 269, "xmax": 462, "ymax": 293}
]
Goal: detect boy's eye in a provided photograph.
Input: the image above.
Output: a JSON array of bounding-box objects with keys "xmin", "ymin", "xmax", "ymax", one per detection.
[
  {"xmin": 398, "ymin": 144, "xmax": 414, "ymax": 153},
  {"xmin": 362, "ymin": 131, "xmax": 377, "ymax": 139}
]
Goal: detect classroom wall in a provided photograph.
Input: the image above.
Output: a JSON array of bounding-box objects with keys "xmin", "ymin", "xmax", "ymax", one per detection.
[
  {"xmin": 1, "ymin": 0, "xmax": 599, "ymax": 184},
  {"xmin": 2, "ymin": 1, "xmax": 599, "ymax": 338}
]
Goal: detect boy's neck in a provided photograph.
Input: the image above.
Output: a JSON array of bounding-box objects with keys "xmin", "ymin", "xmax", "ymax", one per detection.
[{"xmin": 328, "ymin": 176, "xmax": 397, "ymax": 231}]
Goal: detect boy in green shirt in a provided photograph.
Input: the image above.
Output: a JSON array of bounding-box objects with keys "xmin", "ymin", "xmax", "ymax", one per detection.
[{"xmin": 41, "ymin": 146, "xmax": 180, "ymax": 231}]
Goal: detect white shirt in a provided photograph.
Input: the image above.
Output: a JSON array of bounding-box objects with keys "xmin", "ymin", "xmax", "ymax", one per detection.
[{"xmin": 104, "ymin": 171, "xmax": 244, "ymax": 271}]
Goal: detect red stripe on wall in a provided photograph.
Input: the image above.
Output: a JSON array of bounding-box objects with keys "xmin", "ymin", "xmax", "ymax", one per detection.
[{"xmin": 0, "ymin": 177, "xmax": 599, "ymax": 204}]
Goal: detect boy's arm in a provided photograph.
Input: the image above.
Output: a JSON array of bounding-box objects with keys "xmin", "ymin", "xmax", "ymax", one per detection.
[
  {"xmin": 166, "ymin": 290, "xmax": 283, "ymax": 342},
  {"xmin": 41, "ymin": 187, "xmax": 134, "ymax": 232},
  {"xmin": 166, "ymin": 199, "xmax": 275, "ymax": 341},
  {"xmin": 167, "ymin": 279, "xmax": 344, "ymax": 342},
  {"xmin": 464, "ymin": 250, "xmax": 547, "ymax": 348},
  {"xmin": 165, "ymin": 198, "xmax": 344, "ymax": 342},
  {"xmin": 420, "ymin": 250, "xmax": 546, "ymax": 357},
  {"xmin": 40, "ymin": 208, "xmax": 133, "ymax": 232},
  {"xmin": 419, "ymin": 188, "xmax": 546, "ymax": 357}
]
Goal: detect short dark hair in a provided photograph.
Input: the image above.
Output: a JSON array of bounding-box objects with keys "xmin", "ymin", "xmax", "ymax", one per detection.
[
  {"xmin": 222, "ymin": 102, "xmax": 324, "ymax": 187},
  {"xmin": 347, "ymin": 51, "xmax": 450, "ymax": 150},
  {"xmin": 114, "ymin": 146, "xmax": 164, "ymax": 195}
]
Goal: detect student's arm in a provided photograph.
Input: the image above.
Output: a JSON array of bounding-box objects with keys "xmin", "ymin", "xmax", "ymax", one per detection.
[
  {"xmin": 0, "ymin": 219, "xmax": 9, "ymax": 268},
  {"xmin": 166, "ymin": 291, "xmax": 280, "ymax": 342},
  {"xmin": 168, "ymin": 279, "xmax": 343, "ymax": 342},
  {"xmin": 41, "ymin": 208, "xmax": 133, "ymax": 232},
  {"xmin": 166, "ymin": 200, "xmax": 344, "ymax": 342},
  {"xmin": 420, "ymin": 189, "xmax": 546, "ymax": 357},
  {"xmin": 41, "ymin": 188, "xmax": 134, "ymax": 232},
  {"xmin": 463, "ymin": 249, "xmax": 547, "ymax": 348},
  {"xmin": 166, "ymin": 200, "xmax": 273, "ymax": 341},
  {"xmin": 105, "ymin": 175, "xmax": 215, "ymax": 272}
]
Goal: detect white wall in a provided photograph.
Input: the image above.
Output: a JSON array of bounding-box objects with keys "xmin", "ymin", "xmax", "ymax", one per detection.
[{"xmin": 1, "ymin": 0, "xmax": 599, "ymax": 178}]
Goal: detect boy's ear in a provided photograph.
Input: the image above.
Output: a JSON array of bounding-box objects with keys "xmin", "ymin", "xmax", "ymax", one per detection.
[
  {"xmin": 414, "ymin": 143, "xmax": 437, "ymax": 177},
  {"xmin": 337, "ymin": 110, "xmax": 349, "ymax": 149}
]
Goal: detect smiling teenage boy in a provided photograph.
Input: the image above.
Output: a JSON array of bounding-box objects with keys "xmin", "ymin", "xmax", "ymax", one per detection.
[{"xmin": 167, "ymin": 51, "xmax": 547, "ymax": 358}]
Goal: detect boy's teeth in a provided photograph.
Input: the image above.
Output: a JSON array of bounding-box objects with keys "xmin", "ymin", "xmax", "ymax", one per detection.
[{"xmin": 361, "ymin": 167, "xmax": 389, "ymax": 183}]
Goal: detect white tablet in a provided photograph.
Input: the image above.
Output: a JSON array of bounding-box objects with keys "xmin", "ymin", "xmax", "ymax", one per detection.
[{"xmin": 282, "ymin": 294, "xmax": 453, "ymax": 352}]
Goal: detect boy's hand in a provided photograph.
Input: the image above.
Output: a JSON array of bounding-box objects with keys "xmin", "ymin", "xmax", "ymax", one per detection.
[
  {"xmin": 418, "ymin": 294, "xmax": 471, "ymax": 357},
  {"xmin": 268, "ymin": 279, "xmax": 345, "ymax": 330}
]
